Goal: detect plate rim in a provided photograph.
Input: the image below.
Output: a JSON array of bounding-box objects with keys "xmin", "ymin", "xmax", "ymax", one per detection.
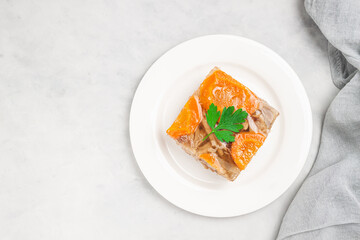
[{"xmin": 129, "ymin": 34, "xmax": 313, "ymax": 217}]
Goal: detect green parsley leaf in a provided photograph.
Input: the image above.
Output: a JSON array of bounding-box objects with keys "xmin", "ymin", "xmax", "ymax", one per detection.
[
  {"xmin": 214, "ymin": 130, "xmax": 235, "ymax": 143},
  {"xmin": 206, "ymin": 103, "xmax": 221, "ymax": 129},
  {"xmin": 202, "ymin": 103, "xmax": 248, "ymax": 143}
]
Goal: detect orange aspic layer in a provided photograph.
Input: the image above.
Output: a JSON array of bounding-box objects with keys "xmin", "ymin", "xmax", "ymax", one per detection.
[
  {"xmin": 198, "ymin": 69, "xmax": 260, "ymax": 114},
  {"xmin": 166, "ymin": 95, "xmax": 202, "ymax": 139},
  {"xmin": 167, "ymin": 69, "xmax": 260, "ymax": 138},
  {"xmin": 231, "ymin": 132, "xmax": 265, "ymax": 170}
]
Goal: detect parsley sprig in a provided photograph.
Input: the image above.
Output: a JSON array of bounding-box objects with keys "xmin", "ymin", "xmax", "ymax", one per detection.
[{"xmin": 202, "ymin": 103, "xmax": 248, "ymax": 143}]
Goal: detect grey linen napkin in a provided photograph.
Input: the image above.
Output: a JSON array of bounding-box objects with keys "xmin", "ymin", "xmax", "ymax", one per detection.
[{"xmin": 277, "ymin": 0, "xmax": 360, "ymax": 239}]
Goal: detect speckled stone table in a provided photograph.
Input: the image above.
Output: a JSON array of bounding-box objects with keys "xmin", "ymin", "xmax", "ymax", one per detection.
[{"xmin": 0, "ymin": 0, "xmax": 338, "ymax": 239}]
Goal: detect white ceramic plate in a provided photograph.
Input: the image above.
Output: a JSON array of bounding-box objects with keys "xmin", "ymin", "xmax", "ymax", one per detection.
[{"xmin": 130, "ymin": 35, "xmax": 312, "ymax": 217}]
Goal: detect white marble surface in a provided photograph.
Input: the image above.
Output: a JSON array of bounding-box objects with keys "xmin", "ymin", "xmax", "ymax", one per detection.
[{"xmin": 0, "ymin": 0, "xmax": 338, "ymax": 239}]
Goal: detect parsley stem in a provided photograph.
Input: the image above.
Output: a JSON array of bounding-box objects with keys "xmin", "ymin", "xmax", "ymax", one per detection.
[{"xmin": 202, "ymin": 131, "xmax": 214, "ymax": 142}]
